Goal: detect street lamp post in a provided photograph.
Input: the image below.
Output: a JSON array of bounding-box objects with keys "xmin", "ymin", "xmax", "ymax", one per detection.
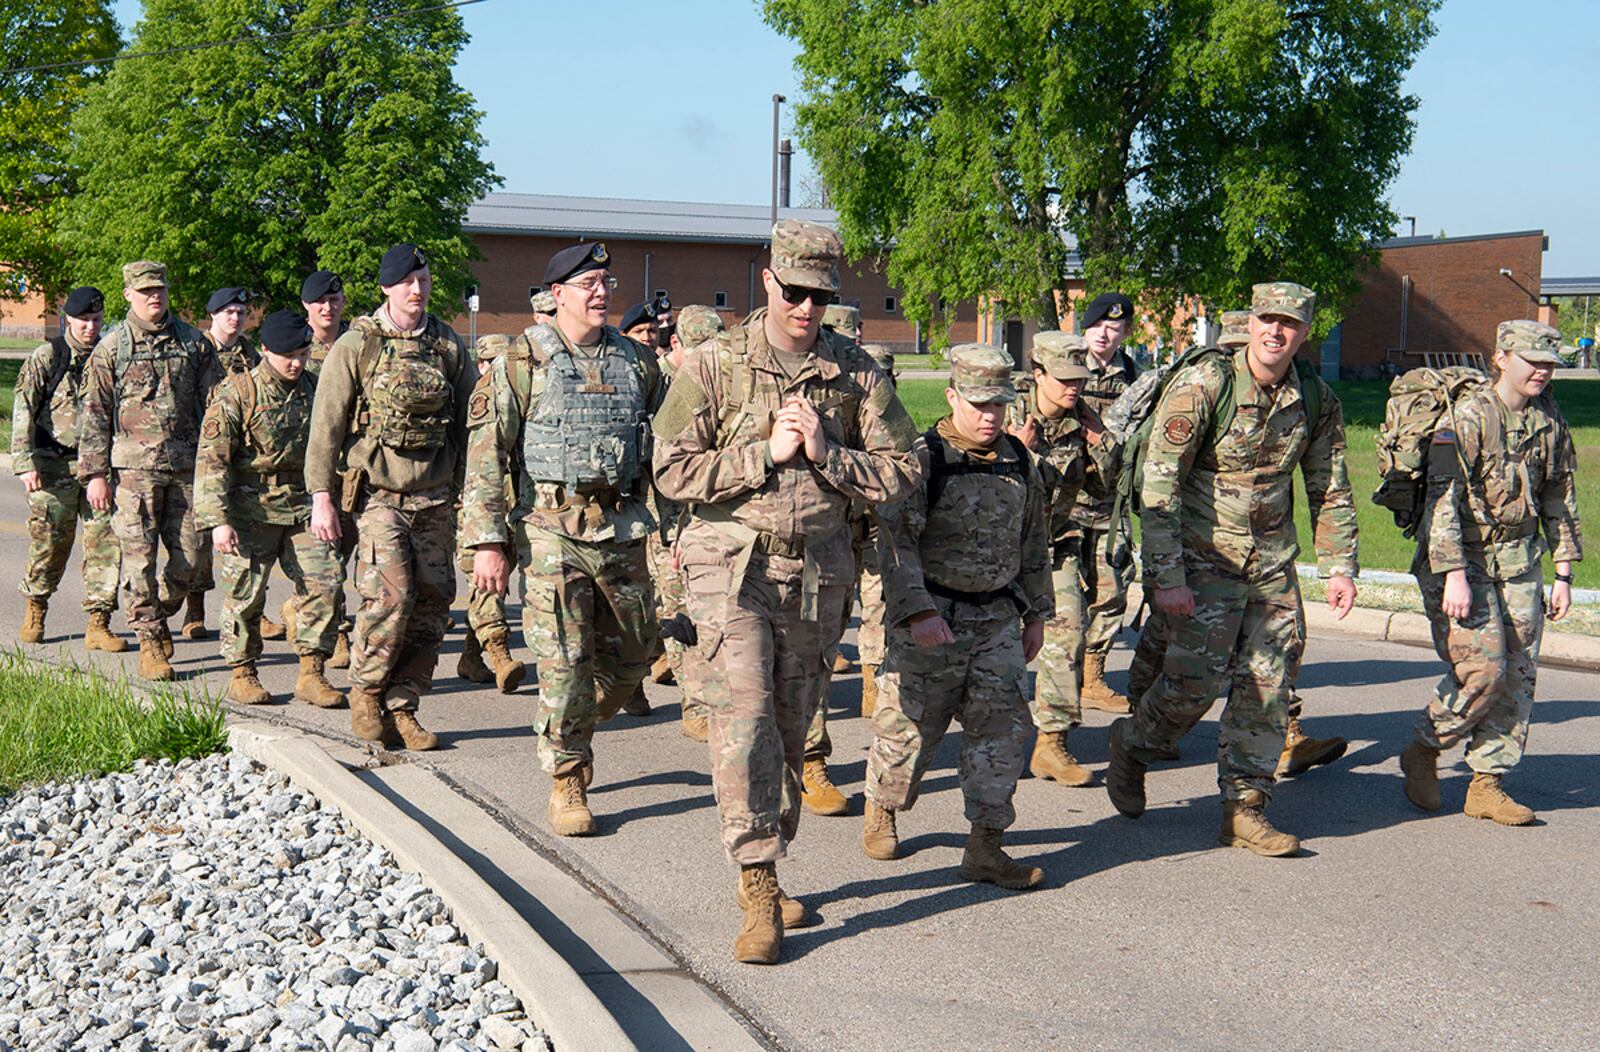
[{"xmin": 771, "ymin": 93, "xmax": 786, "ymax": 229}]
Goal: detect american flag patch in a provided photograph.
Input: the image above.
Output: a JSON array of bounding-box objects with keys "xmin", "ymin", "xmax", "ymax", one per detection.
[{"xmin": 1431, "ymin": 428, "xmax": 1456, "ymax": 445}]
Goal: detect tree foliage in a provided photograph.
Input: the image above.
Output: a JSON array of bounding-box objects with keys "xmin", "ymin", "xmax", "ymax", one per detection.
[
  {"xmin": 764, "ymin": 0, "xmax": 1439, "ymax": 339},
  {"xmin": 0, "ymin": 0, "xmax": 120, "ymax": 307},
  {"xmin": 61, "ymin": 0, "xmax": 497, "ymax": 318}
]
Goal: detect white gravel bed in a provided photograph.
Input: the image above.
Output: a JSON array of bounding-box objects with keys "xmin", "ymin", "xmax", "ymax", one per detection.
[{"xmin": 0, "ymin": 752, "xmax": 549, "ymax": 1052}]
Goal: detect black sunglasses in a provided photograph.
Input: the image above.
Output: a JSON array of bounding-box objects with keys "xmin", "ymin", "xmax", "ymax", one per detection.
[{"xmin": 774, "ymin": 276, "xmax": 836, "ymax": 308}]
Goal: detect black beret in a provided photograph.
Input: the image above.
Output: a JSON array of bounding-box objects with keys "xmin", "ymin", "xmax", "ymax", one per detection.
[
  {"xmin": 259, "ymin": 310, "xmax": 313, "ymax": 355},
  {"xmin": 379, "ymin": 243, "xmax": 428, "ymax": 286},
  {"xmin": 619, "ymin": 302, "xmax": 653, "ymax": 332},
  {"xmin": 1082, "ymin": 292, "xmax": 1134, "ymax": 330},
  {"xmin": 62, "ymin": 286, "xmax": 104, "ymax": 317},
  {"xmin": 299, "ymin": 270, "xmax": 343, "ymax": 302},
  {"xmin": 206, "ymin": 287, "xmax": 251, "ymax": 313},
  {"xmin": 545, "ymin": 242, "xmax": 610, "ymax": 285}
]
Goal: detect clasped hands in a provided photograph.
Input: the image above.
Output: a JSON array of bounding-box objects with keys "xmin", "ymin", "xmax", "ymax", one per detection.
[{"xmin": 767, "ymin": 396, "xmax": 828, "ymax": 466}]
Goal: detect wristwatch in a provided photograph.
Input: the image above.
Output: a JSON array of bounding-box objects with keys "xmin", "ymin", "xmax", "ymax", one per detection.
[{"xmin": 1554, "ymin": 573, "xmax": 1574, "ymax": 584}]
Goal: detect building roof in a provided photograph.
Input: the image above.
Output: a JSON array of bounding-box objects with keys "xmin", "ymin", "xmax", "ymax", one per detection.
[
  {"xmin": 1379, "ymin": 230, "xmax": 1547, "ymax": 251},
  {"xmin": 465, "ymin": 192, "xmax": 840, "ymax": 244},
  {"xmin": 1542, "ymin": 276, "xmax": 1600, "ymax": 297}
]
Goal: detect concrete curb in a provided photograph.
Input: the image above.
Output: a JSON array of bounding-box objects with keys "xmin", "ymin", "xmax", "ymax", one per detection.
[{"xmin": 228, "ymin": 721, "xmax": 640, "ymax": 1052}]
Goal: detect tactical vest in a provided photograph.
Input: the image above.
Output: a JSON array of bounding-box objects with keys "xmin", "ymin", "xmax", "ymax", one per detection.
[
  {"xmin": 111, "ymin": 319, "xmax": 209, "ymax": 428},
  {"xmin": 230, "ymin": 369, "xmax": 313, "ymax": 477},
  {"xmin": 34, "ymin": 337, "xmax": 84, "ymax": 457},
  {"xmin": 522, "ymin": 326, "xmax": 649, "ymax": 493},
  {"xmin": 350, "ymin": 315, "xmax": 457, "ymax": 452},
  {"xmin": 920, "ymin": 426, "xmax": 1031, "ymax": 610}
]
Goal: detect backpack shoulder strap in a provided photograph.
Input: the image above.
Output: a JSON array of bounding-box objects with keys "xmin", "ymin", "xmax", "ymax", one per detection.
[
  {"xmin": 1294, "ymin": 358, "xmax": 1323, "ymax": 430},
  {"xmin": 712, "ymin": 326, "xmax": 754, "ymax": 446},
  {"xmin": 45, "ymin": 337, "xmax": 71, "ymax": 391}
]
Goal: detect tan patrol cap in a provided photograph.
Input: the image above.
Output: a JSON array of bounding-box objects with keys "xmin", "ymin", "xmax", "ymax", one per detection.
[
  {"xmin": 821, "ymin": 303, "xmax": 860, "ymax": 334},
  {"xmin": 122, "ymin": 260, "xmax": 167, "ymax": 291},
  {"xmin": 1031, "ymin": 330, "xmax": 1091, "ymax": 380},
  {"xmin": 1218, "ymin": 309, "xmax": 1251, "ymax": 349},
  {"xmin": 676, "ymin": 304, "xmax": 725, "ymax": 349},
  {"xmin": 1496, "ymin": 319, "xmax": 1563, "ymax": 364},
  {"xmin": 770, "ymin": 219, "xmax": 842, "ymax": 292},
  {"xmin": 529, "ymin": 290, "xmax": 557, "ymax": 314},
  {"xmin": 949, "ymin": 343, "xmax": 1016, "ymax": 403},
  {"xmin": 1251, "ymin": 281, "xmax": 1315, "ymax": 324}
]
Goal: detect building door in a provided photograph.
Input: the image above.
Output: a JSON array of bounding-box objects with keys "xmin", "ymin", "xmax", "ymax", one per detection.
[{"xmin": 1004, "ymin": 319, "xmax": 1025, "ymax": 368}]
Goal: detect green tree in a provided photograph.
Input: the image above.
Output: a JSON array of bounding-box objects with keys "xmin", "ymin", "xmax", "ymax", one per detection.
[
  {"xmin": 764, "ymin": 0, "xmax": 1439, "ymax": 339},
  {"xmin": 60, "ymin": 0, "xmax": 497, "ymax": 318},
  {"xmin": 0, "ymin": 0, "xmax": 120, "ymax": 307}
]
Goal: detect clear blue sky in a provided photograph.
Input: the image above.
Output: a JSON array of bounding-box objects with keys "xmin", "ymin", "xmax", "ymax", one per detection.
[{"xmin": 109, "ymin": 0, "xmax": 1600, "ymax": 274}]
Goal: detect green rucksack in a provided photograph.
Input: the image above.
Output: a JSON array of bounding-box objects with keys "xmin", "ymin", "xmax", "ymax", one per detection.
[{"xmin": 1371, "ymin": 366, "xmax": 1487, "ymax": 537}]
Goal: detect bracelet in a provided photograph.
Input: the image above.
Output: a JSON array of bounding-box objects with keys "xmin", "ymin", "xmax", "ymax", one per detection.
[{"xmin": 1554, "ymin": 573, "xmax": 1574, "ymax": 585}]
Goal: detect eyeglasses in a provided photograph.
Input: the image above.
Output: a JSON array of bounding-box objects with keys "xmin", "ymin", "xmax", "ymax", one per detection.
[
  {"xmin": 560, "ymin": 275, "xmax": 618, "ymax": 294},
  {"xmin": 773, "ymin": 276, "xmax": 836, "ymax": 308}
]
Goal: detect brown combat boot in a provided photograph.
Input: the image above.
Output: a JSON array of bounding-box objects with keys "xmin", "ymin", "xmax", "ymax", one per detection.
[
  {"xmin": 19, "ymin": 598, "xmax": 47, "ymax": 643},
  {"xmin": 681, "ymin": 707, "xmax": 709, "ymax": 742},
  {"xmin": 860, "ymin": 665, "xmax": 878, "ymax": 719},
  {"xmin": 801, "ymin": 757, "xmax": 848, "ymax": 816},
  {"xmin": 85, "ymin": 611, "xmax": 128, "ymax": 653},
  {"xmin": 862, "ymin": 800, "xmax": 900, "ymax": 860},
  {"xmin": 959, "ymin": 825, "xmax": 1044, "ymax": 890},
  {"xmin": 1277, "ymin": 713, "xmax": 1348, "ymax": 778},
  {"xmin": 392, "ymin": 711, "xmax": 440, "ymax": 751},
  {"xmin": 736, "ymin": 877, "xmax": 816, "ymax": 929},
  {"xmin": 732, "ymin": 863, "xmax": 782, "ymax": 965},
  {"xmin": 456, "ymin": 632, "xmax": 494, "ymax": 684},
  {"xmin": 138, "ymin": 637, "xmax": 175, "ymax": 682},
  {"xmin": 1400, "ymin": 740, "xmax": 1441, "ymax": 812},
  {"xmin": 831, "ymin": 651, "xmax": 851, "ymax": 674},
  {"xmin": 348, "ymin": 688, "xmax": 398, "ymax": 745},
  {"xmin": 548, "ymin": 768, "xmax": 597, "ymax": 836},
  {"xmin": 483, "ymin": 637, "xmax": 526, "ymax": 694},
  {"xmin": 1464, "ymin": 773, "xmax": 1535, "ymax": 826},
  {"xmin": 181, "ymin": 592, "xmax": 208, "ymax": 640},
  {"xmin": 622, "ymin": 683, "xmax": 651, "ymax": 716},
  {"xmin": 294, "ymin": 654, "xmax": 345, "ymax": 708},
  {"xmin": 1030, "ymin": 730, "xmax": 1093, "ymax": 787},
  {"xmin": 259, "ymin": 613, "xmax": 285, "ymax": 640},
  {"xmin": 1080, "ymin": 652, "xmax": 1131, "ymax": 714},
  {"xmin": 1105, "ymin": 718, "xmax": 1147, "ymax": 818},
  {"xmin": 649, "ymin": 652, "xmax": 676, "ymax": 685},
  {"xmin": 226, "ymin": 664, "xmax": 271, "ymax": 705},
  {"xmin": 1219, "ymin": 790, "xmax": 1300, "ymax": 857},
  {"xmin": 328, "ymin": 629, "xmax": 351, "ymax": 668}
]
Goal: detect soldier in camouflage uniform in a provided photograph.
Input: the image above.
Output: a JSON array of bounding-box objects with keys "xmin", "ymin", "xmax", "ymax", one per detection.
[
  {"xmin": 530, "ymin": 289, "xmax": 557, "ymax": 327},
  {"xmin": 306, "ymin": 244, "xmax": 477, "ymax": 750},
  {"xmin": 460, "ymin": 242, "xmax": 663, "ymax": 836},
  {"xmin": 80, "ymin": 261, "xmax": 224, "ymax": 680},
  {"xmin": 13, "ymin": 287, "xmax": 124, "ymax": 652},
  {"xmin": 653, "ymin": 220, "xmax": 920, "ymax": 965},
  {"xmin": 1399, "ymin": 320, "xmax": 1582, "ymax": 827},
  {"xmin": 1007, "ymin": 331, "xmax": 1119, "ymax": 788},
  {"xmin": 821, "ymin": 303, "xmax": 862, "ymax": 344},
  {"xmin": 850, "ymin": 342, "xmax": 896, "ymax": 717},
  {"xmin": 1107, "ymin": 282, "xmax": 1359, "ymax": 857},
  {"xmin": 861, "ymin": 345, "xmax": 1050, "ymax": 890},
  {"xmin": 296, "ymin": 270, "xmax": 353, "ymax": 665},
  {"xmin": 196, "ymin": 311, "xmax": 344, "ymax": 709}
]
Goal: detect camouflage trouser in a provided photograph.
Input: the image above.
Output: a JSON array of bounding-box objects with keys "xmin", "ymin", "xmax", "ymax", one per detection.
[
  {"xmin": 1121, "ymin": 566, "xmax": 1303, "ymax": 801},
  {"xmin": 457, "ymin": 547, "xmax": 511, "ymax": 644},
  {"xmin": 683, "ymin": 549, "xmax": 848, "ymax": 864},
  {"xmin": 865, "ymin": 610, "xmax": 1031, "ymax": 830},
  {"xmin": 191, "ymin": 526, "xmax": 214, "ymax": 593},
  {"xmin": 1079, "ymin": 524, "xmax": 1131, "ymax": 655},
  {"xmin": 648, "ymin": 530, "xmax": 688, "ymax": 679},
  {"xmin": 1033, "ymin": 552, "xmax": 1084, "ymax": 732},
  {"xmin": 21, "ymin": 468, "xmax": 120, "ymax": 612},
  {"xmin": 111, "ymin": 468, "xmax": 202, "ymax": 639},
  {"xmin": 349, "ymin": 493, "xmax": 456, "ymax": 707},
  {"xmin": 522, "ymin": 525, "xmax": 656, "ymax": 773},
  {"xmin": 218, "ymin": 521, "xmax": 341, "ymax": 666},
  {"xmin": 670, "ymin": 539, "xmax": 711, "ymax": 725},
  {"xmin": 805, "ymin": 533, "xmax": 887, "ymax": 761},
  {"xmin": 286, "ymin": 507, "xmax": 355, "ymax": 634},
  {"xmin": 1414, "ymin": 564, "xmax": 1543, "ymax": 776},
  {"xmin": 1128, "ymin": 591, "xmax": 1307, "ymax": 721}
]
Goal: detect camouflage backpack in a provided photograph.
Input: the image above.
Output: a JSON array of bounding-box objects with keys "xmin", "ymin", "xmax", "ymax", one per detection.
[
  {"xmin": 1371, "ymin": 366, "xmax": 1487, "ymax": 537},
  {"xmin": 348, "ymin": 315, "xmax": 459, "ymax": 452}
]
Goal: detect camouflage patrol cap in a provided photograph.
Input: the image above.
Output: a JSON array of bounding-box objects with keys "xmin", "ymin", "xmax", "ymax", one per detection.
[
  {"xmin": 1496, "ymin": 319, "xmax": 1563, "ymax": 364},
  {"xmin": 1030, "ymin": 330, "xmax": 1091, "ymax": 380},
  {"xmin": 1251, "ymin": 282, "xmax": 1315, "ymax": 324},
  {"xmin": 122, "ymin": 260, "xmax": 167, "ymax": 291},
  {"xmin": 861, "ymin": 342, "xmax": 894, "ymax": 371},
  {"xmin": 821, "ymin": 303, "xmax": 861, "ymax": 334},
  {"xmin": 770, "ymin": 220, "xmax": 842, "ymax": 292},
  {"xmin": 676, "ymin": 304, "xmax": 724, "ymax": 349},
  {"xmin": 529, "ymin": 290, "xmax": 557, "ymax": 314},
  {"xmin": 949, "ymin": 343, "xmax": 1016, "ymax": 404},
  {"xmin": 1219, "ymin": 309, "xmax": 1251, "ymax": 349}
]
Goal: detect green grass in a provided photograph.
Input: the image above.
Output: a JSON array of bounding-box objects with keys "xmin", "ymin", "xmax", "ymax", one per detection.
[
  {"xmin": 0, "ymin": 358, "xmax": 18, "ymax": 449},
  {"xmin": 0, "ymin": 649, "xmax": 229, "ymax": 795},
  {"xmin": 0, "ymin": 337, "xmax": 36, "ymax": 351}
]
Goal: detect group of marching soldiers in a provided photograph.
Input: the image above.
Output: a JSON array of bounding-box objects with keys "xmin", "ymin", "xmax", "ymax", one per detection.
[{"xmin": 14, "ymin": 219, "xmax": 1582, "ymax": 966}]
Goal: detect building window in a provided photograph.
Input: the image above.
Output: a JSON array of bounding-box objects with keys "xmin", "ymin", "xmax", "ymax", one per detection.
[
  {"xmin": 714, "ymin": 291, "xmax": 728, "ymax": 309},
  {"xmin": 884, "ymin": 296, "xmax": 898, "ymax": 314}
]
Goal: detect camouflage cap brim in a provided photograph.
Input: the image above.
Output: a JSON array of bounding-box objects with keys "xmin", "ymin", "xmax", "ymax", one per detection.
[
  {"xmin": 1514, "ymin": 347, "xmax": 1564, "ymax": 365},
  {"xmin": 954, "ymin": 380, "xmax": 1017, "ymax": 404}
]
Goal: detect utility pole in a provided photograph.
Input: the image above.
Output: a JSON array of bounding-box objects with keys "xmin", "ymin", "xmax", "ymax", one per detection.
[{"xmin": 770, "ymin": 93, "xmax": 786, "ymax": 229}]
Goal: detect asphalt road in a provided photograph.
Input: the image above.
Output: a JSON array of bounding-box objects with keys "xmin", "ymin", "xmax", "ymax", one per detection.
[{"xmin": 4, "ymin": 482, "xmax": 1598, "ymax": 1051}]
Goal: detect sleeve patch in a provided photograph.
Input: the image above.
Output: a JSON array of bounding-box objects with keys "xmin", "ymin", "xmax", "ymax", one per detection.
[
  {"xmin": 652, "ymin": 377, "xmax": 710, "ymax": 442},
  {"xmin": 468, "ymin": 390, "xmax": 491, "ymax": 424},
  {"xmin": 201, "ymin": 417, "xmax": 223, "ymax": 441},
  {"xmin": 1431, "ymin": 428, "xmax": 1456, "ymax": 445},
  {"xmin": 1163, "ymin": 416, "xmax": 1196, "ymax": 446}
]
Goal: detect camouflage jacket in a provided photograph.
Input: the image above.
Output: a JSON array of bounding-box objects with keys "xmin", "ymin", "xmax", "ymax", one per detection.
[
  {"xmin": 1070, "ymin": 346, "xmax": 1140, "ymax": 529},
  {"xmin": 304, "ymin": 323, "xmax": 349, "ymax": 380},
  {"xmin": 195, "ymin": 362, "xmax": 317, "ymax": 529},
  {"xmin": 460, "ymin": 323, "xmax": 662, "ymax": 548},
  {"xmin": 1140, "ymin": 350, "xmax": 1358, "ymax": 591},
  {"xmin": 1417, "ymin": 385, "xmax": 1582, "ymax": 579},
  {"xmin": 652, "ymin": 309, "xmax": 921, "ymax": 586},
  {"xmin": 1016, "ymin": 387, "xmax": 1120, "ymax": 552},
  {"xmin": 205, "ymin": 331, "xmax": 259, "ymax": 381},
  {"xmin": 78, "ymin": 315, "xmax": 222, "ymax": 479},
  {"xmin": 881, "ymin": 423, "xmax": 1053, "ymax": 627},
  {"xmin": 11, "ymin": 333, "xmax": 95, "ymax": 476}
]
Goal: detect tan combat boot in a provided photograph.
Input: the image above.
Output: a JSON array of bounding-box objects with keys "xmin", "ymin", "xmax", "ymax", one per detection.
[
  {"xmin": 328, "ymin": 629, "xmax": 351, "ymax": 668},
  {"xmin": 1400, "ymin": 740, "xmax": 1442, "ymax": 812},
  {"xmin": 1276, "ymin": 713, "xmax": 1348, "ymax": 777},
  {"xmin": 294, "ymin": 654, "xmax": 345, "ymax": 708},
  {"xmin": 138, "ymin": 637, "xmax": 175, "ymax": 682},
  {"xmin": 483, "ymin": 637, "xmax": 526, "ymax": 694},
  {"xmin": 862, "ymin": 800, "xmax": 900, "ymax": 860},
  {"xmin": 456, "ymin": 632, "xmax": 494, "ymax": 684},
  {"xmin": 801, "ymin": 757, "xmax": 848, "ymax": 816},
  {"xmin": 85, "ymin": 611, "xmax": 128, "ymax": 653},
  {"xmin": 548, "ymin": 768, "xmax": 597, "ymax": 836},
  {"xmin": 226, "ymin": 664, "xmax": 271, "ymax": 705},
  {"xmin": 860, "ymin": 665, "xmax": 878, "ymax": 719},
  {"xmin": 259, "ymin": 613, "xmax": 286, "ymax": 640},
  {"xmin": 681, "ymin": 707, "xmax": 709, "ymax": 743},
  {"xmin": 348, "ymin": 688, "xmax": 398, "ymax": 745},
  {"xmin": 19, "ymin": 598, "xmax": 47, "ymax": 643},
  {"xmin": 280, "ymin": 598, "xmax": 299, "ymax": 638},
  {"xmin": 736, "ymin": 877, "xmax": 816, "ymax": 929},
  {"xmin": 959, "ymin": 825, "xmax": 1044, "ymax": 889},
  {"xmin": 831, "ymin": 651, "xmax": 851, "ymax": 674},
  {"xmin": 650, "ymin": 652, "xmax": 676, "ymax": 685},
  {"xmin": 1105, "ymin": 718, "xmax": 1147, "ymax": 818},
  {"xmin": 181, "ymin": 592, "xmax": 208, "ymax": 640},
  {"xmin": 1030, "ymin": 730, "xmax": 1093, "ymax": 787},
  {"xmin": 1464, "ymin": 773, "xmax": 1535, "ymax": 826},
  {"xmin": 392, "ymin": 711, "xmax": 440, "ymax": 751},
  {"xmin": 1219, "ymin": 790, "xmax": 1300, "ymax": 857},
  {"xmin": 1080, "ymin": 652, "xmax": 1131, "ymax": 714},
  {"xmin": 622, "ymin": 683, "xmax": 651, "ymax": 717},
  {"xmin": 156, "ymin": 621, "xmax": 175, "ymax": 658},
  {"xmin": 732, "ymin": 863, "xmax": 782, "ymax": 965}
]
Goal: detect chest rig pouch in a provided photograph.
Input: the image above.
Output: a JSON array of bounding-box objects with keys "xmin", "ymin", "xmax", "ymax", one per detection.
[
  {"xmin": 353, "ymin": 316, "xmax": 455, "ymax": 452},
  {"xmin": 522, "ymin": 329, "xmax": 649, "ymax": 493}
]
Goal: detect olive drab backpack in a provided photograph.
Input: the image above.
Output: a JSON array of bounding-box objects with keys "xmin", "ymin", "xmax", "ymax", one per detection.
[
  {"xmin": 1371, "ymin": 366, "xmax": 1488, "ymax": 537},
  {"xmin": 348, "ymin": 315, "xmax": 459, "ymax": 452}
]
